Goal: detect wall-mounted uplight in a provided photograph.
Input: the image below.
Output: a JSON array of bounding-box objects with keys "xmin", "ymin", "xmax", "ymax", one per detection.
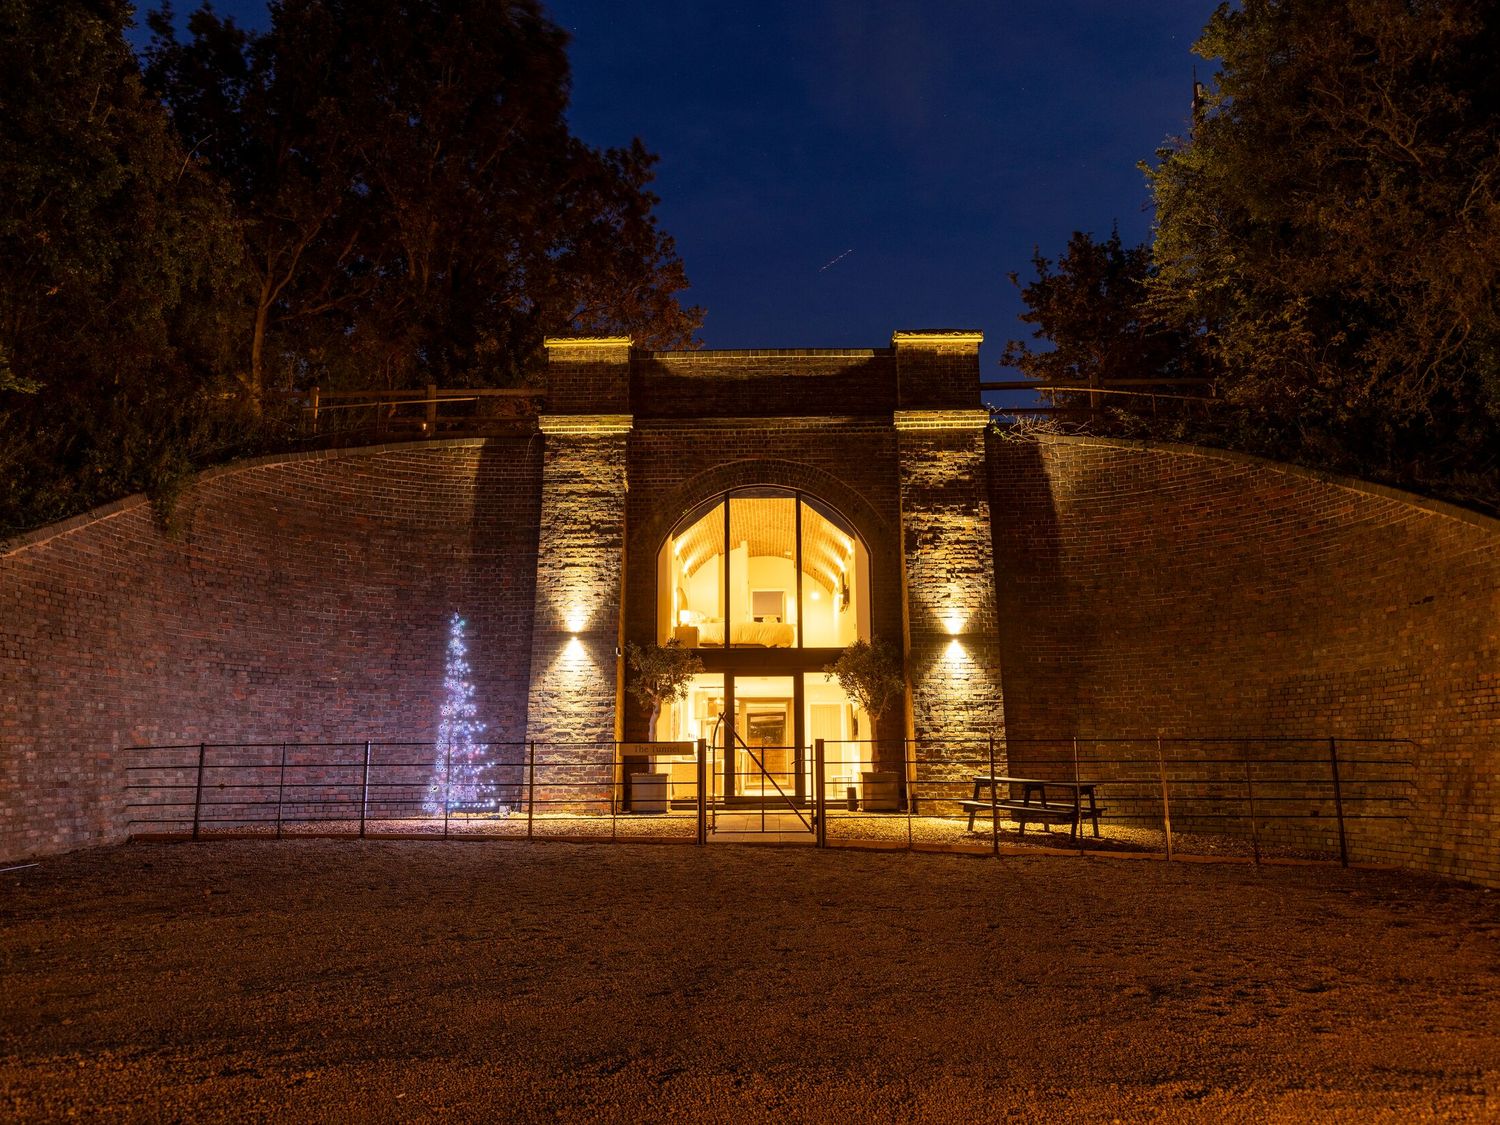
[{"xmin": 943, "ymin": 614, "xmax": 965, "ymax": 636}]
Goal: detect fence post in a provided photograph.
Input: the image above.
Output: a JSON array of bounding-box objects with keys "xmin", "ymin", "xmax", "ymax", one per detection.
[
  {"xmin": 276, "ymin": 743, "xmax": 286, "ymax": 841},
  {"xmin": 814, "ymin": 738, "xmax": 827, "ymax": 847},
  {"xmin": 527, "ymin": 740, "xmax": 537, "ymax": 841},
  {"xmin": 425, "ymin": 383, "xmax": 438, "ymax": 432},
  {"xmin": 190, "ymin": 742, "xmax": 208, "ymax": 841},
  {"xmin": 1329, "ymin": 736, "xmax": 1349, "ymax": 867},
  {"xmin": 906, "ymin": 740, "xmax": 915, "ymax": 851},
  {"xmin": 443, "ymin": 740, "xmax": 452, "ymax": 839},
  {"xmin": 696, "ymin": 738, "xmax": 708, "ymax": 845},
  {"xmin": 1244, "ymin": 745, "xmax": 1261, "ymax": 865},
  {"xmin": 310, "ymin": 385, "xmax": 320, "ymax": 434},
  {"xmin": 988, "ymin": 733, "xmax": 1000, "ymax": 859},
  {"xmin": 1072, "ymin": 737, "xmax": 1084, "ymax": 857},
  {"xmin": 360, "ymin": 741, "xmax": 371, "ymax": 839},
  {"xmin": 1156, "ymin": 734, "xmax": 1174, "ymax": 863}
]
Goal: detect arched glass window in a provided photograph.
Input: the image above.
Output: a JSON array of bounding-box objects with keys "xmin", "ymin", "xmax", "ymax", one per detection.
[{"xmin": 656, "ymin": 488, "xmax": 871, "ymax": 649}]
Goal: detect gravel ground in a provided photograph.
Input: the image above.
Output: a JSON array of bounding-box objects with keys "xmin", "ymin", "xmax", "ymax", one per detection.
[
  {"xmin": 2, "ymin": 839, "xmax": 1497, "ymax": 1122},
  {"xmin": 193, "ymin": 812, "xmax": 1334, "ymax": 862}
]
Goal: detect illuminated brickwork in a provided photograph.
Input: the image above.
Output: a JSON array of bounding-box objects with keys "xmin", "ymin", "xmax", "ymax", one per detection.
[
  {"xmin": 524, "ymin": 421, "xmax": 631, "ymax": 748},
  {"xmin": 896, "ymin": 411, "xmax": 1004, "ymax": 758}
]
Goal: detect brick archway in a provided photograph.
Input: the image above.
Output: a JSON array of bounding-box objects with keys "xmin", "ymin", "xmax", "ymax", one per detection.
[{"xmin": 632, "ymin": 458, "xmax": 895, "ymax": 567}]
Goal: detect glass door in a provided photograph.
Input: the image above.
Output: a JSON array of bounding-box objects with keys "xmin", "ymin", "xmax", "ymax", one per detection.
[{"xmin": 724, "ymin": 674, "xmax": 801, "ymax": 803}]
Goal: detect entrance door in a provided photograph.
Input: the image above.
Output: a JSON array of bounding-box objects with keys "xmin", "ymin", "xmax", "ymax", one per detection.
[
  {"xmin": 655, "ymin": 669, "xmax": 866, "ymax": 809},
  {"xmin": 724, "ymin": 673, "xmax": 802, "ymax": 803}
]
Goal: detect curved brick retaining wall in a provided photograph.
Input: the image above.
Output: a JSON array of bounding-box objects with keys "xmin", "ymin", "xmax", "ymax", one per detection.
[
  {"xmin": 3, "ymin": 430, "xmax": 1496, "ymax": 887},
  {"xmin": 1, "ymin": 439, "xmax": 542, "ymax": 858},
  {"xmin": 989, "ymin": 434, "xmax": 1499, "ymax": 886}
]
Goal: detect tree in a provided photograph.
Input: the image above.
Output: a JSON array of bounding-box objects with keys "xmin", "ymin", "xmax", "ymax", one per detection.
[
  {"xmin": 146, "ymin": 0, "xmax": 703, "ymax": 405},
  {"xmin": 0, "ymin": 0, "xmax": 246, "ymax": 534},
  {"xmin": 1145, "ymin": 0, "xmax": 1500, "ymax": 505},
  {"xmin": 424, "ymin": 613, "xmax": 494, "ymax": 813},
  {"xmin": 824, "ymin": 639, "xmax": 904, "ymax": 736},
  {"xmin": 625, "ymin": 640, "xmax": 704, "ymax": 738},
  {"xmin": 1002, "ymin": 228, "xmax": 1209, "ymax": 412}
]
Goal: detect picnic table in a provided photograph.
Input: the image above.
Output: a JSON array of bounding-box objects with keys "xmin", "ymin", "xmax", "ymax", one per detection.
[{"xmin": 960, "ymin": 775, "xmax": 1106, "ymax": 840}]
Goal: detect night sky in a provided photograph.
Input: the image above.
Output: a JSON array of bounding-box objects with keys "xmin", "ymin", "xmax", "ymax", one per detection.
[{"xmin": 132, "ymin": 1, "xmax": 1212, "ymax": 376}]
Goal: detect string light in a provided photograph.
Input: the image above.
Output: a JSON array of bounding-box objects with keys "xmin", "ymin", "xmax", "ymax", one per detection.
[{"xmin": 424, "ymin": 613, "xmax": 494, "ymax": 814}]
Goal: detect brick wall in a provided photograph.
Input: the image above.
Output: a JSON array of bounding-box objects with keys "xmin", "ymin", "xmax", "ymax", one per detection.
[
  {"xmin": 0, "ymin": 439, "xmax": 542, "ymax": 861},
  {"xmin": 989, "ymin": 433, "xmax": 1500, "ymax": 886}
]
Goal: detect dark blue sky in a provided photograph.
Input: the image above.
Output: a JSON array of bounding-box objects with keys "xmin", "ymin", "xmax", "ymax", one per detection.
[{"xmin": 133, "ymin": 1, "xmax": 1212, "ymax": 371}]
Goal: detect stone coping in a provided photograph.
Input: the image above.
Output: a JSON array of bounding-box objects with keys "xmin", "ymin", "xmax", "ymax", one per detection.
[
  {"xmin": 891, "ymin": 329, "xmax": 984, "ymax": 346},
  {"xmin": 542, "ymin": 336, "xmax": 632, "ymax": 351},
  {"xmin": 536, "ymin": 414, "xmax": 634, "ymax": 435},
  {"xmin": 894, "ymin": 409, "xmax": 991, "ymax": 432},
  {"xmin": 1016, "ymin": 432, "xmax": 1500, "ymax": 535}
]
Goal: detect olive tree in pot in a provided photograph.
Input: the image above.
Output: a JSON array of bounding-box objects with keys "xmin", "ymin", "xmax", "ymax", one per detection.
[
  {"xmin": 824, "ymin": 638, "xmax": 905, "ymax": 810},
  {"xmin": 624, "ymin": 640, "xmax": 704, "ymax": 812},
  {"xmin": 626, "ymin": 639, "xmax": 704, "ymax": 736}
]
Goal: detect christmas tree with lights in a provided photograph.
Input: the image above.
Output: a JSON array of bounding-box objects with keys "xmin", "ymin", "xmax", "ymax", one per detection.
[{"xmin": 424, "ymin": 613, "xmax": 494, "ymax": 814}]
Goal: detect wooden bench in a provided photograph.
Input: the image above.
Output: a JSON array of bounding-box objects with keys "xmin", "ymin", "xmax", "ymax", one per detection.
[
  {"xmin": 963, "ymin": 776, "xmax": 1107, "ymax": 840},
  {"xmin": 960, "ymin": 798, "xmax": 1107, "ymax": 838}
]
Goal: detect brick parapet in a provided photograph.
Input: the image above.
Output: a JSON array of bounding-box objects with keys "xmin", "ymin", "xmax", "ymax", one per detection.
[
  {"xmin": 543, "ymin": 336, "xmax": 632, "ymax": 415},
  {"xmin": 631, "ymin": 354, "xmax": 897, "ymax": 418},
  {"xmin": 893, "ymin": 330, "xmax": 983, "ymax": 411}
]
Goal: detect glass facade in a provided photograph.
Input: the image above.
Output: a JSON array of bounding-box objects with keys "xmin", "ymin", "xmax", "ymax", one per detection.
[{"xmin": 657, "ymin": 488, "xmax": 869, "ymax": 650}]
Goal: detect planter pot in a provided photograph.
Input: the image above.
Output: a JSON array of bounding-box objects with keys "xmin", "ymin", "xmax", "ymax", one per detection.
[
  {"xmin": 630, "ymin": 772, "xmax": 669, "ymax": 814},
  {"xmin": 861, "ymin": 770, "xmax": 900, "ymax": 812}
]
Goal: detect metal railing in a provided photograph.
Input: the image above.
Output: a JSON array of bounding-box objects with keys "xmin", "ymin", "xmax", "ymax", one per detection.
[
  {"xmin": 123, "ymin": 734, "xmax": 1416, "ymax": 868},
  {"xmin": 271, "ymin": 385, "xmax": 546, "ymax": 440}
]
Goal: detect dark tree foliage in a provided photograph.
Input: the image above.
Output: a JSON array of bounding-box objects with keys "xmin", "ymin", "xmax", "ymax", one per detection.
[
  {"xmin": 0, "ymin": 0, "xmax": 247, "ymax": 534},
  {"xmin": 1145, "ymin": 0, "xmax": 1500, "ymax": 506},
  {"xmin": 146, "ymin": 0, "xmax": 702, "ymax": 405},
  {"xmin": 1001, "ymin": 228, "xmax": 1207, "ymax": 391}
]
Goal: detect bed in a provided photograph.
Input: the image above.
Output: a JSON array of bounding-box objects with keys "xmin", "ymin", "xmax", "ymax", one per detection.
[{"xmin": 694, "ymin": 620, "xmax": 796, "ymax": 648}]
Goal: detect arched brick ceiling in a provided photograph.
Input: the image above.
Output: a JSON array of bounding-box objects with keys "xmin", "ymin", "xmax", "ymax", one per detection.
[{"xmin": 672, "ymin": 496, "xmax": 854, "ymax": 591}]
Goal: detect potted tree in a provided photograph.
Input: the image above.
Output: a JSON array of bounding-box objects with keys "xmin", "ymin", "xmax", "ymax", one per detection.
[
  {"xmin": 825, "ymin": 638, "xmax": 905, "ymax": 810},
  {"xmin": 625, "ymin": 640, "xmax": 704, "ymax": 812}
]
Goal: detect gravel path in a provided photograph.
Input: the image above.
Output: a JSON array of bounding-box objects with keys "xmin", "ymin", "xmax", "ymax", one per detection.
[{"xmin": 2, "ymin": 840, "xmax": 1497, "ymax": 1122}]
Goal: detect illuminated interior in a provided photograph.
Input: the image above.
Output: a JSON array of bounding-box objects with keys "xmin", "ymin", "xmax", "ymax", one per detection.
[
  {"xmin": 657, "ymin": 488, "xmax": 870, "ymax": 649},
  {"xmin": 652, "ymin": 672, "xmax": 874, "ymax": 803}
]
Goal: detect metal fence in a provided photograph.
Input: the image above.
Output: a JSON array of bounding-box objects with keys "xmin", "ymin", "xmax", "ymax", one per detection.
[{"xmin": 124, "ymin": 735, "xmax": 1416, "ymax": 867}]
